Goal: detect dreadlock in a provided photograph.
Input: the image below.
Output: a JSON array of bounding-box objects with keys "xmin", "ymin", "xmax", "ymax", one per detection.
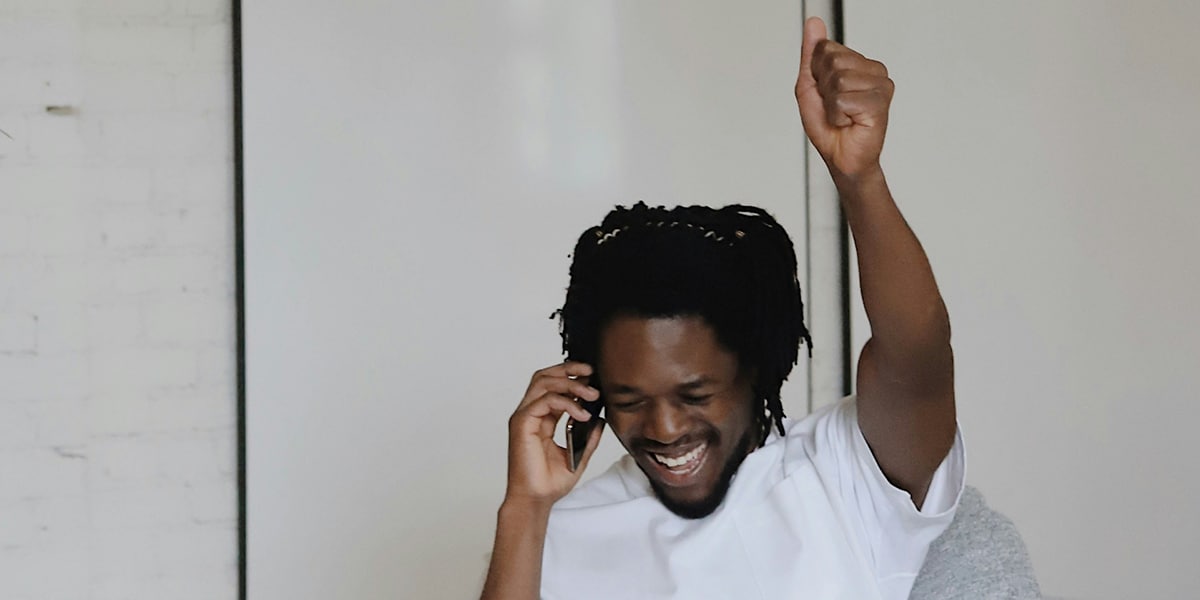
[{"xmin": 553, "ymin": 202, "xmax": 812, "ymax": 445}]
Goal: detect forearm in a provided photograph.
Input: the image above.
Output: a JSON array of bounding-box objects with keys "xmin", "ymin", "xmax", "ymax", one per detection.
[
  {"xmin": 480, "ymin": 500, "xmax": 552, "ymax": 600},
  {"xmin": 835, "ymin": 167, "xmax": 950, "ymax": 356}
]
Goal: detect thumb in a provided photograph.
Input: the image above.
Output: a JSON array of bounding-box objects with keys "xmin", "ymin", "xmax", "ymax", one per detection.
[{"xmin": 798, "ymin": 16, "xmax": 828, "ymax": 87}]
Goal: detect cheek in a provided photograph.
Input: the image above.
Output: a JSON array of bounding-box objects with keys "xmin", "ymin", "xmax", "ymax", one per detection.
[
  {"xmin": 602, "ymin": 412, "xmax": 636, "ymax": 447},
  {"xmin": 714, "ymin": 398, "xmax": 757, "ymax": 437},
  {"xmin": 685, "ymin": 405, "xmax": 743, "ymax": 444}
]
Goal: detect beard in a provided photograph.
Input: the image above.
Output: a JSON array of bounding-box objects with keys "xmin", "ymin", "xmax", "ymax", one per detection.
[{"xmin": 645, "ymin": 427, "xmax": 755, "ymax": 520}]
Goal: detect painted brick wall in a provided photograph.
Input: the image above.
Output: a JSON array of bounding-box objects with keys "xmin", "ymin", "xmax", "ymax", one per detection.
[{"xmin": 0, "ymin": 0, "xmax": 237, "ymax": 598}]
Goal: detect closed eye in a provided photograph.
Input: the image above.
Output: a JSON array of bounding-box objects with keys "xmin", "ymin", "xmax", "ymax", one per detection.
[
  {"xmin": 609, "ymin": 399, "xmax": 644, "ymax": 411},
  {"xmin": 681, "ymin": 394, "xmax": 713, "ymax": 405}
]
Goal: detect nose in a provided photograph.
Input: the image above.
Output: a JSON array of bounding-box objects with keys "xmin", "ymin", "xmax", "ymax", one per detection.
[{"xmin": 643, "ymin": 400, "xmax": 689, "ymax": 445}]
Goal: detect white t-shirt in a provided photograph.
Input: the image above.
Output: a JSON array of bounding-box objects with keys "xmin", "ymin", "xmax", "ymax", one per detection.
[{"xmin": 541, "ymin": 395, "xmax": 966, "ymax": 600}]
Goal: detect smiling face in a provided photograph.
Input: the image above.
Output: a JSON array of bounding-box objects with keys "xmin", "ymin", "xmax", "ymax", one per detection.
[{"xmin": 597, "ymin": 315, "xmax": 760, "ymax": 519}]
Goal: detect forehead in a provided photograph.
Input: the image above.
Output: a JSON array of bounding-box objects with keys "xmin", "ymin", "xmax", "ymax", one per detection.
[{"xmin": 597, "ymin": 315, "xmax": 739, "ymax": 386}]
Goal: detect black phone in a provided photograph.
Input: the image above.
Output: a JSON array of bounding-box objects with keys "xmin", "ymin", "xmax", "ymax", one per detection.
[{"xmin": 566, "ymin": 397, "xmax": 604, "ymax": 472}]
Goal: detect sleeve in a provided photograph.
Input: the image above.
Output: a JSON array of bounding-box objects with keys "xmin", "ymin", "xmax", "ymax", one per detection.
[{"xmin": 803, "ymin": 395, "xmax": 966, "ymax": 594}]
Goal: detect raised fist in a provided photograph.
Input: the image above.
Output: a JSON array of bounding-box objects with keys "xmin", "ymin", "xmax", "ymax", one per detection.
[{"xmin": 795, "ymin": 17, "xmax": 894, "ymax": 180}]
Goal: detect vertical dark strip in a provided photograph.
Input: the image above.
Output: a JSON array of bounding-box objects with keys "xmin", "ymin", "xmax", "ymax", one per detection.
[
  {"xmin": 838, "ymin": 213, "xmax": 852, "ymax": 395},
  {"xmin": 831, "ymin": 0, "xmax": 853, "ymax": 396},
  {"xmin": 231, "ymin": 0, "xmax": 247, "ymax": 598},
  {"xmin": 832, "ymin": 0, "xmax": 845, "ymax": 41}
]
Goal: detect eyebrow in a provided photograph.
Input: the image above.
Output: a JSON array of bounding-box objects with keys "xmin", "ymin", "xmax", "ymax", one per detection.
[
  {"xmin": 678, "ymin": 377, "xmax": 716, "ymax": 391},
  {"xmin": 605, "ymin": 377, "xmax": 716, "ymax": 395}
]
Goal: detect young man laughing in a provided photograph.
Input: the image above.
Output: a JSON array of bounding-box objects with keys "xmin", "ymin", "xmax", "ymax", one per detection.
[{"xmin": 482, "ymin": 17, "xmax": 963, "ymax": 600}]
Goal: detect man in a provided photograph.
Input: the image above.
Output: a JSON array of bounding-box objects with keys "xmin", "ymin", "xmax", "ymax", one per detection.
[{"xmin": 482, "ymin": 17, "xmax": 962, "ymax": 600}]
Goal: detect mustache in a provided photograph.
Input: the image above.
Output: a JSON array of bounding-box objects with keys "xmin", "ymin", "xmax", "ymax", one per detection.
[{"xmin": 630, "ymin": 431, "xmax": 715, "ymax": 454}]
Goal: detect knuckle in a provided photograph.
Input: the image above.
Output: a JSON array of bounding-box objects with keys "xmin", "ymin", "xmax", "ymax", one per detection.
[
  {"xmin": 830, "ymin": 71, "xmax": 848, "ymax": 91},
  {"xmin": 523, "ymin": 387, "xmax": 545, "ymax": 403},
  {"xmin": 529, "ymin": 370, "xmax": 560, "ymax": 388},
  {"xmin": 525, "ymin": 381, "xmax": 545, "ymax": 398}
]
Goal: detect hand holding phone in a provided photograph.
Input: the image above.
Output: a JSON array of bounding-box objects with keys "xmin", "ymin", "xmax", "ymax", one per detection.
[{"xmin": 504, "ymin": 362, "xmax": 605, "ymax": 507}]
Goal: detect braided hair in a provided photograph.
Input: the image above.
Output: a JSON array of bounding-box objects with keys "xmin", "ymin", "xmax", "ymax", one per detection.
[{"xmin": 554, "ymin": 202, "xmax": 812, "ymax": 444}]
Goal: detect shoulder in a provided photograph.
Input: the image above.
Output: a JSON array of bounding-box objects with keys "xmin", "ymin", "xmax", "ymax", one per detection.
[
  {"xmin": 784, "ymin": 394, "xmax": 858, "ymax": 438},
  {"xmin": 777, "ymin": 395, "xmax": 860, "ymax": 474}
]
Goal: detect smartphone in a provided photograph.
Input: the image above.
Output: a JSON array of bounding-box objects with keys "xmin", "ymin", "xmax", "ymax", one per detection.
[{"xmin": 566, "ymin": 397, "xmax": 604, "ymax": 472}]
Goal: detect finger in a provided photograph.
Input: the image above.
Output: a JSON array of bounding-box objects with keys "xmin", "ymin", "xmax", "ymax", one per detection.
[
  {"xmin": 530, "ymin": 379, "xmax": 600, "ymax": 403},
  {"xmin": 819, "ymin": 74, "xmax": 893, "ymax": 127},
  {"xmin": 826, "ymin": 89, "xmax": 891, "ymax": 128},
  {"xmin": 813, "ymin": 44, "xmax": 888, "ymax": 84},
  {"xmin": 526, "ymin": 362, "xmax": 594, "ymax": 395},
  {"xmin": 817, "ymin": 71, "xmax": 893, "ymax": 99},
  {"xmin": 522, "ymin": 362, "xmax": 596, "ymax": 405},
  {"xmin": 562, "ymin": 361, "xmax": 594, "ymax": 378},
  {"xmin": 796, "ymin": 17, "xmax": 830, "ymax": 132},
  {"xmin": 822, "ymin": 89, "xmax": 854, "ymax": 127},
  {"xmin": 572, "ymin": 418, "xmax": 606, "ymax": 474},
  {"xmin": 528, "ymin": 361, "xmax": 594, "ymax": 384},
  {"xmin": 798, "ymin": 16, "xmax": 827, "ymax": 91},
  {"xmin": 811, "ymin": 39, "xmax": 846, "ymax": 83},
  {"xmin": 513, "ymin": 392, "xmax": 594, "ymax": 437},
  {"xmin": 521, "ymin": 375, "xmax": 600, "ymax": 409}
]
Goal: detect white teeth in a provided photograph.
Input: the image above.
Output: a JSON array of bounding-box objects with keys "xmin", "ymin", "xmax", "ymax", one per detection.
[{"xmin": 652, "ymin": 444, "xmax": 706, "ymax": 469}]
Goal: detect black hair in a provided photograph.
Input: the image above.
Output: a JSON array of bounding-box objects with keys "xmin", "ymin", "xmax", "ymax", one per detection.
[{"xmin": 553, "ymin": 202, "xmax": 812, "ymax": 444}]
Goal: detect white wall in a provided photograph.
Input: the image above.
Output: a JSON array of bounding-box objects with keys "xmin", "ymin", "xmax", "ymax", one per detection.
[
  {"xmin": 846, "ymin": 1, "xmax": 1200, "ymax": 598},
  {"xmin": 9, "ymin": 1, "xmax": 1194, "ymax": 598},
  {"xmin": 244, "ymin": 1, "xmax": 812, "ymax": 598},
  {"xmin": 0, "ymin": 1, "xmax": 237, "ymax": 598}
]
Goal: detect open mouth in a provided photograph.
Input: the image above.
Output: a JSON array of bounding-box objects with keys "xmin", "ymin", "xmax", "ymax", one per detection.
[{"xmin": 644, "ymin": 443, "xmax": 709, "ymax": 487}]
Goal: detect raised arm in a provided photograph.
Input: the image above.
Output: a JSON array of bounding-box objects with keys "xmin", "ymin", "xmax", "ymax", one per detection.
[
  {"xmin": 481, "ymin": 362, "xmax": 604, "ymax": 600},
  {"xmin": 794, "ymin": 17, "xmax": 955, "ymax": 508}
]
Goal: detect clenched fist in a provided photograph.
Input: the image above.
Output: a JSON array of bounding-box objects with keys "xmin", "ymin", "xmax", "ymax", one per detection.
[{"xmin": 795, "ymin": 17, "xmax": 894, "ymax": 180}]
